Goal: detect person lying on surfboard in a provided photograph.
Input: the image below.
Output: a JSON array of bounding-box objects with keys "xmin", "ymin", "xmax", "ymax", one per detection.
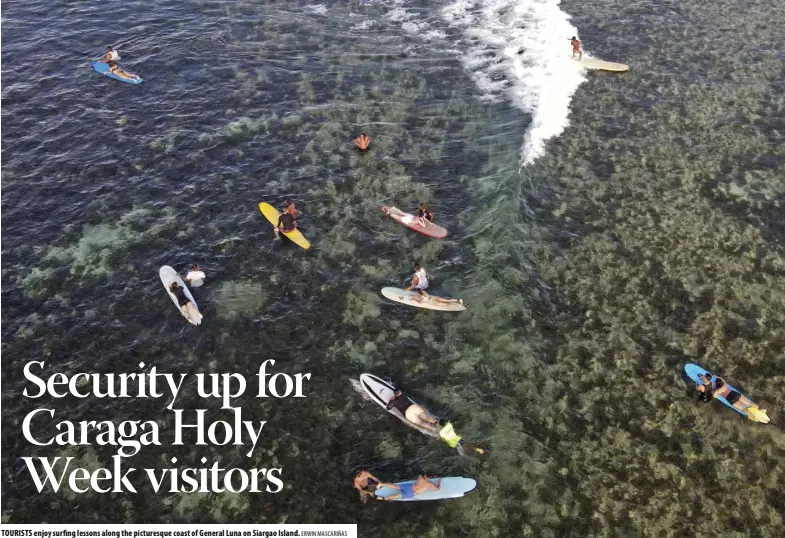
[
  {"xmin": 353, "ymin": 133, "xmax": 371, "ymax": 151},
  {"xmin": 353, "ymin": 471, "xmax": 382, "ymax": 503},
  {"xmin": 169, "ymin": 282, "xmax": 202, "ymax": 322},
  {"xmin": 570, "ymin": 36, "xmax": 582, "ymax": 60},
  {"xmin": 711, "ymin": 378, "xmax": 770, "ymax": 423},
  {"xmin": 386, "ymin": 389, "xmax": 440, "ymax": 431},
  {"xmin": 376, "ymin": 475, "xmax": 441, "ymax": 501},
  {"xmin": 98, "ymin": 46, "xmax": 141, "ymax": 82},
  {"xmin": 405, "ymin": 263, "xmax": 464, "ymax": 305}
]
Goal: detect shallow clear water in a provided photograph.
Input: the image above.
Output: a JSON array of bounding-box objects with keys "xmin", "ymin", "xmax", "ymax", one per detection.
[{"xmin": 3, "ymin": 0, "xmax": 785, "ymax": 535}]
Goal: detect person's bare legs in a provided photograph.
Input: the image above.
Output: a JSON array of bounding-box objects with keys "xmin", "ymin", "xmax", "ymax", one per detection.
[{"xmin": 185, "ymin": 302, "xmax": 202, "ymax": 321}]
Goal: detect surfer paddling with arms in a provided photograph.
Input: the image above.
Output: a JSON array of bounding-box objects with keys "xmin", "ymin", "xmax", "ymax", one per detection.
[
  {"xmin": 169, "ymin": 282, "xmax": 202, "ymax": 323},
  {"xmin": 353, "ymin": 470, "xmax": 382, "ymax": 503},
  {"xmin": 98, "ymin": 46, "xmax": 141, "ymax": 82},
  {"xmin": 405, "ymin": 263, "xmax": 463, "ymax": 306},
  {"xmin": 353, "ymin": 133, "xmax": 371, "ymax": 151},
  {"xmin": 570, "ymin": 36, "xmax": 582, "ymax": 60}
]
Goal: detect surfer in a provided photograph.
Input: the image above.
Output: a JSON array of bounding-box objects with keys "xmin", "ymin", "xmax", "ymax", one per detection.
[
  {"xmin": 404, "ymin": 263, "xmax": 429, "ymax": 298},
  {"xmin": 353, "ymin": 470, "xmax": 382, "ymax": 503},
  {"xmin": 353, "ymin": 133, "xmax": 371, "ymax": 151},
  {"xmin": 712, "ymin": 378, "xmax": 769, "ymax": 422},
  {"xmin": 377, "ymin": 475, "xmax": 441, "ymax": 501},
  {"xmin": 386, "ymin": 389, "xmax": 440, "ymax": 431},
  {"xmin": 185, "ymin": 264, "xmax": 206, "ymax": 288},
  {"xmin": 98, "ymin": 46, "xmax": 141, "ymax": 81},
  {"xmin": 416, "ymin": 203, "xmax": 434, "ymax": 228},
  {"xmin": 570, "ymin": 36, "xmax": 582, "ymax": 60},
  {"xmin": 169, "ymin": 282, "xmax": 202, "ymax": 322},
  {"xmin": 438, "ymin": 422, "xmax": 488, "ymax": 456},
  {"xmin": 282, "ymin": 200, "xmax": 298, "ymax": 220},
  {"xmin": 694, "ymin": 373, "xmax": 714, "ymax": 404},
  {"xmin": 404, "ymin": 263, "xmax": 463, "ymax": 305},
  {"xmin": 274, "ymin": 211, "xmax": 297, "ymax": 239}
]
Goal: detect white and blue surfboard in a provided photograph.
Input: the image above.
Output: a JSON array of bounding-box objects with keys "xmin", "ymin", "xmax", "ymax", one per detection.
[{"xmin": 375, "ymin": 477, "xmax": 477, "ymax": 502}]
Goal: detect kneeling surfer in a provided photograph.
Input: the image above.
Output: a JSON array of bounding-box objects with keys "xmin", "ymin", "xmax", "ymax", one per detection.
[
  {"xmin": 353, "ymin": 470, "xmax": 382, "ymax": 503},
  {"xmin": 377, "ymin": 475, "xmax": 441, "ymax": 501},
  {"xmin": 170, "ymin": 282, "xmax": 202, "ymax": 322},
  {"xmin": 404, "ymin": 263, "xmax": 463, "ymax": 305},
  {"xmin": 386, "ymin": 389, "xmax": 440, "ymax": 431}
]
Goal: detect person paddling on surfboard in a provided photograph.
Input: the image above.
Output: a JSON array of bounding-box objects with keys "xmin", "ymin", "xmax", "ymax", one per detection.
[
  {"xmin": 712, "ymin": 378, "xmax": 770, "ymax": 423},
  {"xmin": 353, "ymin": 133, "xmax": 371, "ymax": 151},
  {"xmin": 353, "ymin": 471, "xmax": 382, "ymax": 503},
  {"xmin": 98, "ymin": 46, "xmax": 141, "ymax": 82},
  {"xmin": 386, "ymin": 389, "xmax": 440, "ymax": 431},
  {"xmin": 377, "ymin": 475, "xmax": 441, "ymax": 501},
  {"xmin": 169, "ymin": 282, "xmax": 202, "ymax": 322},
  {"xmin": 570, "ymin": 36, "xmax": 582, "ymax": 60}
]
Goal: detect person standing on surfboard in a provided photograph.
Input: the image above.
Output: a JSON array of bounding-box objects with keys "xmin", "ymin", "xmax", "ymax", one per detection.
[{"xmin": 570, "ymin": 37, "xmax": 582, "ymax": 60}]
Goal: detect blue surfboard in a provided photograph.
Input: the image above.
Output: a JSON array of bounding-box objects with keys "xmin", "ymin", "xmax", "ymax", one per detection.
[
  {"xmin": 684, "ymin": 363, "xmax": 769, "ymax": 422},
  {"xmin": 91, "ymin": 61, "xmax": 143, "ymax": 85},
  {"xmin": 374, "ymin": 477, "xmax": 477, "ymax": 502}
]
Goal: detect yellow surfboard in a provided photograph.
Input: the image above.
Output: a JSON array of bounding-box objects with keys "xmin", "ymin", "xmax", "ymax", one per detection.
[{"xmin": 258, "ymin": 202, "xmax": 311, "ymax": 250}]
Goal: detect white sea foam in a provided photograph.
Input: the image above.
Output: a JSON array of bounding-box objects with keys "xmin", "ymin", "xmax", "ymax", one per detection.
[
  {"xmin": 442, "ymin": 0, "xmax": 587, "ymax": 165},
  {"xmin": 304, "ymin": 4, "xmax": 328, "ymax": 16}
]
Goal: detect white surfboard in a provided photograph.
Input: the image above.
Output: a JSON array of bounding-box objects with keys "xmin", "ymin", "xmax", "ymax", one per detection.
[
  {"xmin": 576, "ymin": 56, "xmax": 629, "ymax": 72},
  {"xmin": 374, "ymin": 477, "xmax": 478, "ymax": 501},
  {"xmin": 159, "ymin": 265, "xmax": 202, "ymax": 325},
  {"xmin": 381, "ymin": 287, "xmax": 466, "ymax": 312},
  {"xmin": 359, "ymin": 373, "xmax": 440, "ymax": 438}
]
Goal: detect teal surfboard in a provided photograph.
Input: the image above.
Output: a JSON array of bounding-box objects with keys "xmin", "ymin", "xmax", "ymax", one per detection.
[{"xmin": 375, "ymin": 477, "xmax": 477, "ymax": 502}]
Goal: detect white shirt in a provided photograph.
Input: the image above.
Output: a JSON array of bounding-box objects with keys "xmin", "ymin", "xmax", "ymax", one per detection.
[
  {"xmin": 186, "ymin": 270, "xmax": 205, "ymax": 287},
  {"xmin": 108, "ymin": 50, "xmax": 120, "ymax": 61},
  {"xmin": 413, "ymin": 268, "xmax": 428, "ymax": 290}
]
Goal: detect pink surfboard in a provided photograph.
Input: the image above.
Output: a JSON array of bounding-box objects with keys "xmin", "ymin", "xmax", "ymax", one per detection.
[{"xmin": 381, "ymin": 206, "xmax": 448, "ymax": 239}]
